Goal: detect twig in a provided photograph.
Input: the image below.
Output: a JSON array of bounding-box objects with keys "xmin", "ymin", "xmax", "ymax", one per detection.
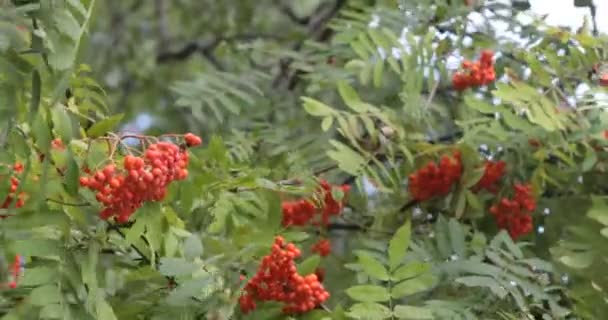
[
  {"xmin": 589, "ymin": 2, "xmax": 599, "ymax": 36},
  {"xmin": 278, "ymin": 2, "xmax": 310, "ymax": 25},
  {"xmin": 107, "ymin": 224, "xmax": 152, "ymax": 265},
  {"xmin": 46, "ymin": 198, "xmax": 91, "ymax": 207},
  {"xmin": 399, "ymin": 199, "xmax": 418, "ymax": 213},
  {"xmin": 272, "ymin": 0, "xmax": 348, "ymax": 89},
  {"xmin": 156, "ymin": 33, "xmax": 284, "ymax": 63},
  {"xmin": 326, "ymin": 223, "xmax": 392, "ymax": 235}
]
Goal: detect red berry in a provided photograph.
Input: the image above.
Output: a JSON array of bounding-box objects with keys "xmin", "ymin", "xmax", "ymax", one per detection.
[{"xmin": 184, "ymin": 133, "xmax": 202, "ymax": 147}]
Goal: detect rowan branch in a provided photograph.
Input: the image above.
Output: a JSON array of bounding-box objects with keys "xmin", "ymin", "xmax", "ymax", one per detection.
[
  {"xmin": 156, "ymin": 33, "xmax": 284, "ymax": 64},
  {"xmin": 278, "ymin": 2, "xmax": 310, "ymax": 25}
]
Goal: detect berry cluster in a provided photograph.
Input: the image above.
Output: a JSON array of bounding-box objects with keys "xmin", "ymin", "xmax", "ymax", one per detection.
[
  {"xmin": 282, "ymin": 180, "xmax": 350, "ymax": 227},
  {"xmin": 473, "ymin": 160, "xmax": 506, "ymax": 193},
  {"xmin": 311, "ymin": 239, "xmax": 331, "ymax": 257},
  {"xmin": 408, "ymin": 151, "xmax": 463, "ymax": 201},
  {"xmin": 489, "ymin": 183, "xmax": 536, "ymax": 239},
  {"xmin": 452, "ymin": 50, "xmax": 496, "ymax": 91},
  {"xmin": 1, "ymin": 255, "xmax": 24, "ymax": 289},
  {"xmin": 239, "ymin": 236, "xmax": 330, "ymax": 314},
  {"xmin": 80, "ymin": 135, "xmax": 200, "ymax": 223},
  {"xmin": 1, "ymin": 163, "xmax": 26, "ymax": 211}
]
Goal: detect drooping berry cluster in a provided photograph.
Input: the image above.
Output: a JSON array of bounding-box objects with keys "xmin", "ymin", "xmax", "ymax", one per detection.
[
  {"xmin": 281, "ymin": 180, "xmax": 350, "ymax": 227},
  {"xmin": 311, "ymin": 239, "xmax": 331, "ymax": 257},
  {"xmin": 1, "ymin": 163, "xmax": 26, "ymax": 210},
  {"xmin": 452, "ymin": 50, "xmax": 496, "ymax": 91},
  {"xmin": 408, "ymin": 151, "xmax": 463, "ymax": 201},
  {"xmin": 80, "ymin": 136, "xmax": 200, "ymax": 223},
  {"xmin": 239, "ymin": 236, "xmax": 330, "ymax": 314},
  {"xmin": 1, "ymin": 255, "xmax": 24, "ymax": 289},
  {"xmin": 473, "ymin": 160, "xmax": 506, "ymax": 193},
  {"xmin": 489, "ymin": 183, "xmax": 536, "ymax": 240}
]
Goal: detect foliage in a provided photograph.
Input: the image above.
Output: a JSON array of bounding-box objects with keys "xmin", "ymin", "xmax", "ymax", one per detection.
[{"xmin": 1, "ymin": 0, "xmax": 608, "ymax": 319}]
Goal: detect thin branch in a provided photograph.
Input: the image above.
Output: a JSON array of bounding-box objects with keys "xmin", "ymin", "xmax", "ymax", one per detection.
[
  {"xmin": 107, "ymin": 224, "xmax": 152, "ymax": 265},
  {"xmin": 589, "ymin": 2, "xmax": 599, "ymax": 36},
  {"xmin": 399, "ymin": 199, "xmax": 418, "ymax": 213},
  {"xmin": 272, "ymin": 0, "xmax": 348, "ymax": 89},
  {"xmin": 156, "ymin": 33, "xmax": 284, "ymax": 64},
  {"xmin": 156, "ymin": 38, "xmax": 220, "ymax": 63},
  {"xmin": 278, "ymin": 2, "xmax": 310, "ymax": 25},
  {"xmin": 46, "ymin": 198, "xmax": 91, "ymax": 207}
]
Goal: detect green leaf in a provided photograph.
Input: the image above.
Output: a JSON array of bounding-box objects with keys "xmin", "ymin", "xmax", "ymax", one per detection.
[
  {"xmin": 448, "ymin": 219, "xmax": 466, "ymax": 257},
  {"xmin": 455, "ymin": 276, "xmax": 508, "ymax": 298},
  {"xmin": 302, "ymin": 97, "xmax": 335, "ymax": 116},
  {"xmin": 373, "ymin": 59, "xmax": 384, "ymax": 88},
  {"xmin": 20, "ymin": 266, "xmax": 58, "ymax": 286},
  {"xmin": 87, "ymin": 114, "xmax": 124, "ymax": 138},
  {"xmin": 29, "ymin": 284, "xmax": 61, "ymax": 306},
  {"xmin": 463, "ymin": 167, "xmax": 486, "ymax": 188},
  {"xmin": 51, "ymin": 106, "xmax": 73, "ymax": 142},
  {"xmin": 97, "ymin": 299, "xmax": 118, "ymax": 320},
  {"xmin": 13, "ymin": 239, "xmax": 62, "ymax": 257},
  {"xmin": 346, "ymin": 285, "xmax": 391, "ymax": 302},
  {"xmin": 388, "ymin": 220, "xmax": 411, "ymax": 271},
  {"xmin": 337, "ymin": 81, "xmax": 368, "ymax": 113},
  {"xmin": 454, "ymin": 189, "xmax": 467, "ymax": 219},
  {"xmin": 465, "ymin": 190, "xmax": 482, "ymax": 211},
  {"xmin": 391, "ymin": 262, "xmax": 430, "ymax": 282},
  {"xmin": 47, "ymin": 34, "xmax": 77, "ymax": 70},
  {"xmin": 392, "ymin": 305, "xmax": 434, "ymax": 319},
  {"xmin": 297, "ymin": 254, "xmax": 321, "ymax": 276},
  {"xmin": 357, "ymin": 252, "xmax": 389, "ymax": 281},
  {"xmin": 64, "ymin": 153, "xmax": 80, "ymax": 196},
  {"xmin": 581, "ymin": 145, "xmax": 598, "ymax": 172},
  {"xmin": 347, "ymin": 302, "xmax": 392, "ymax": 320},
  {"xmin": 559, "ymin": 252, "xmax": 593, "ymax": 269},
  {"xmin": 33, "ymin": 111, "xmax": 52, "ymax": 151},
  {"xmin": 54, "ymin": 9, "xmax": 81, "ymax": 41},
  {"xmin": 183, "ymin": 234, "xmax": 203, "ymax": 260},
  {"xmin": 391, "ymin": 273, "xmax": 436, "ymax": 299},
  {"xmin": 158, "ymin": 257, "xmax": 199, "ymax": 276},
  {"xmin": 327, "ymin": 140, "xmax": 366, "ymax": 176},
  {"xmin": 30, "ymin": 70, "xmax": 41, "ymax": 113},
  {"xmin": 321, "ymin": 116, "xmax": 334, "ymax": 131}
]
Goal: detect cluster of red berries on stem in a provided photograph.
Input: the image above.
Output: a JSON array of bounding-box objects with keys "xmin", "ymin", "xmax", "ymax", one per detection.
[
  {"xmin": 239, "ymin": 236, "xmax": 330, "ymax": 314},
  {"xmin": 1, "ymin": 163, "xmax": 26, "ymax": 211},
  {"xmin": 79, "ymin": 134, "xmax": 201, "ymax": 223},
  {"xmin": 452, "ymin": 50, "xmax": 496, "ymax": 91},
  {"xmin": 1, "ymin": 255, "xmax": 24, "ymax": 289},
  {"xmin": 490, "ymin": 183, "xmax": 536, "ymax": 240},
  {"xmin": 473, "ymin": 160, "xmax": 506, "ymax": 193},
  {"xmin": 408, "ymin": 151, "xmax": 463, "ymax": 201},
  {"xmin": 282, "ymin": 180, "xmax": 350, "ymax": 228},
  {"xmin": 311, "ymin": 239, "xmax": 331, "ymax": 257}
]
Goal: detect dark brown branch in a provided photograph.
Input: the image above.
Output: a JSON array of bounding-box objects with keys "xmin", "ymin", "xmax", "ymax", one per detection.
[
  {"xmin": 107, "ymin": 224, "xmax": 152, "ymax": 265},
  {"xmin": 156, "ymin": 33, "xmax": 284, "ymax": 64},
  {"xmin": 278, "ymin": 2, "xmax": 310, "ymax": 25},
  {"xmin": 272, "ymin": 0, "xmax": 348, "ymax": 89},
  {"xmin": 399, "ymin": 199, "xmax": 418, "ymax": 213},
  {"xmin": 589, "ymin": 2, "xmax": 599, "ymax": 36}
]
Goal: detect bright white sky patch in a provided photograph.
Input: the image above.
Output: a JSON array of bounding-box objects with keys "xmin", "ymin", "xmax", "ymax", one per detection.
[{"xmin": 530, "ymin": 0, "xmax": 608, "ymax": 33}]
